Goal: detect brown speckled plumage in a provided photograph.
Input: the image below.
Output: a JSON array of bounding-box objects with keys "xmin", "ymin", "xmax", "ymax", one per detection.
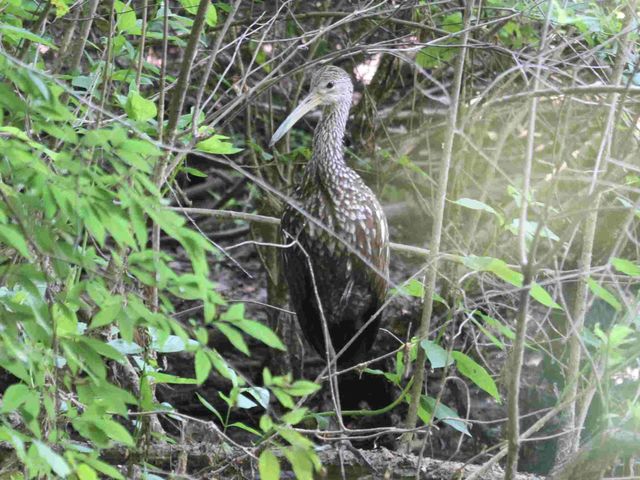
[{"xmin": 272, "ymin": 66, "xmax": 389, "ymax": 366}]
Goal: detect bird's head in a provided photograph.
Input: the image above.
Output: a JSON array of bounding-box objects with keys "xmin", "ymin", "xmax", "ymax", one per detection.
[{"xmin": 269, "ymin": 66, "xmax": 353, "ymax": 147}]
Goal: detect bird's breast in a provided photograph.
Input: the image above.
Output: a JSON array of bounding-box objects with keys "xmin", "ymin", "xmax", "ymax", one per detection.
[{"xmin": 285, "ymin": 174, "xmax": 388, "ymax": 265}]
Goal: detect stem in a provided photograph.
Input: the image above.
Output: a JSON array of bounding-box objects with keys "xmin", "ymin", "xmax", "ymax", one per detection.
[
  {"xmin": 164, "ymin": 0, "xmax": 210, "ymax": 147},
  {"xmin": 562, "ymin": 195, "xmax": 598, "ymax": 454},
  {"xmin": 135, "ymin": 0, "xmax": 148, "ymax": 89},
  {"xmin": 588, "ymin": 0, "xmax": 637, "ymax": 195},
  {"xmin": 504, "ymin": 2, "xmax": 553, "ymax": 477},
  {"xmin": 151, "ymin": 0, "xmax": 170, "ymax": 313},
  {"xmin": 18, "ymin": 1, "xmax": 52, "ymax": 61},
  {"xmin": 401, "ymin": 0, "xmax": 473, "ymax": 450},
  {"xmin": 54, "ymin": 6, "xmax": 80, "ymax": 73},
  {"xmin": 158, "ymin": 0, "xmax": 169, "ymax": 144},
  {"xmin": 96, "ymin": 0, "xmax": 116, "ymax": 129},
  {"xmin": 191, "ymin": 0, "xmax": 242, "ymax": 137},
  {"xmin": 569, "ymin": 0, "xmax": 637, "ymax": 454},
  {"xmin": 67, "ymin": 0, "xmax": 100, "ymax": 73}
]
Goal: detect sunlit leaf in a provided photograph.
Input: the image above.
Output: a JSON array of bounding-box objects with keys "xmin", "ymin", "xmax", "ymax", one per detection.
[
  {"xmin": 283, "ymin": 446, "xmax": 314, "ymax": 480},
  {"xmin": 0, "ymin": 224, "xmax": 31, "ymax": 259},
  {"xmin": 452, "ymin": 351, "xmax": 501, "ymax": 402},
  {"xmin": 235, "ymin": 319, "xmax": 286, "ymax": 351},
  {"xmin": 196, "ymin": 134, "xmax": 242, "ymax": 154},
  {"xmin": 259, "ymin": 449, "xmax": 280, "ymax": 480},
  {"xmin": 453, "ymin": 197, "xmax": 504, "ymax": 225},
  {"xmin": 125, "ymin": 90, "xmax": 157, "ymax": 121},
  {"xmin": 0, "ymin": 25, "xmax": 55, "ymax": 48},
  {"xmin": 0, "ymin": 384, "xmax": 30, "ymax": 413},
  {"xmin": 420, "ymin": 340, "xmax": 453, "ymax": 368},
  {"xmin": 611, "ymin": 258, "xmax": 640, "ymax": 277},
  {"xmin": 215, "ymin": 323, "xmax": 249, "ymax": 356},
  {"xmin": 286, "ymin": 380, "xmax": 321, "ymax": 397},
  {"xmin": 195, "ymin": 349, "xmax": 211, "ymax": 384},
  {"xmin": 530, "ymin": 283, "xmax": 562, "ymax": 310},
  {"xmin": 587, "ymin": 278, "xmax": 622, "ymax": 312},
  {"xmin": 114, "ymin": 1, "xmax": 140, "ymax": 34},
  {"xmin": 34, "ymin": 441, "xmax": 71, "ymax": 477},
  {"xmin": 420, "ymin": 395, "xmax": 470, "ymax": 435},
  {"xmin": 95, "ymin": 418, "xmax": 135, "ymax": 446}
]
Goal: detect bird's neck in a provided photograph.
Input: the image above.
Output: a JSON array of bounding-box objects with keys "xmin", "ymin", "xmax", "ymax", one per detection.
[{"xmin": 309, "ymin": 101, "xmax": 351, "ymax": 179}]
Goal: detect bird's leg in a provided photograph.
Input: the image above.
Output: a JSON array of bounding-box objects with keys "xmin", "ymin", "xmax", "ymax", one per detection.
[
  {"xmin": 297, "ymin": 240, "xmax": 346, "ymax": 431},
  {"xmin": 325, "ymin": 342, "xmax": 345, "ymax": 431}
]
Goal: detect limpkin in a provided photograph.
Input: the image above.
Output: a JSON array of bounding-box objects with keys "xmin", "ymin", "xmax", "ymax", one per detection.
[{"xmin": 270, "ymin": 66, "xmax": 389, "ymax": 368}]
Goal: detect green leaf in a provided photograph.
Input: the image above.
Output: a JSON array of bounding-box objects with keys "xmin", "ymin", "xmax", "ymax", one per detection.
[
  {"xmin": 442, "ymin": 12, "xmax": 463, "ymax": 32},
  {"xmin": 83, "ymin": 457, "xmax": 125, "ymax": 479},
  {"xmin": 216, "ymin": 323, "xmax": 249, "ymax": 355},
  {"xmin": 272, "ymin": 388, "xmax": 294, "ymax": 408},
  {"xmin": 149, "ymin": 372, "xmax": 198, "ymax": 384},
  {"xmin": 416, "ymin": 45, "xmax": 455, "ymax": 69},
  {"xmin": 420, "ymin": 340, "xmax": 453, "ymax": 368},
  {"xmin": 197, "ymin": 393, "xmax": 224, "ymax": 424},
  {"xmin": 183, "ymin": 166, "xmax": 208, "ymax": 178},
  {"xmin": 394, "ymin": 278, "xmax": 423, "ymax": 297},
  {"xmin": 0, "ymin": 224, "xmax": 31, "ymax": 258},
  {"xmin": 229, "ymin": 421, "xmax": 262, "ymax": 436},
  {"xmin": 420, "ymin": 395, "xmax": 470, "ymax": 435},
  {"xmin": 259, "ymin": 449, "xmax": 280, "ymax": 480},
  {"xmin": 530, "ymin": 283, "xmax": 562, "ymax": 310},
  {"xmin": 470, "ymin": 316, "xmax": 506, "ymax": 350},
  {"xmin": 114, "ymin": 1, "xmax": 139, "ymax": 34},
  {"xmin": 196, "ymin": 134, "xmax": 242, "ymax": 154},
  {"xmin": 1, "ymin": 384, "xmax": 30, "ymax": 412},
  {"xmin": 463, "ymin": 256, "xmax": 561, "ymax": 309},
  {"xmin": 78, "ymin": 337, "xmax": 125, "ymax": 362},
  {"xmin": 611, "ymin": 257, "xmax": 640, "ymax": 277},
  {"xmin": 278, "ymin": 427, "xmax": 314, "ymax": 449},
  {"xmin": 608, "ymin": 325, "xmax": 634, "ymax": 349},
  {"xmin": 178, "ymin": 0, "xmax": 200, "ymax": 14},
  {"xmin": 286, "ymin": 380, "xmax": 321, "ymax": 397},
  {"xmin": 76, "ymin": 464, "xmax": 98, "ymax": 480},
  {"xmin": 125, "ymin": 90, "xmax": 157, "ymax": 121},
  {"xmin": 205, "ymin": 5, "xmax": 217, "ymax": 27},
  {"xmin": 51, "ymin": 0, "xmax": 71, "ymax": 17},
  {"xmin": 587, "ymin": 278, "xmax": 621, "ymax": 312},
  {"xmin": 462, "ymin": 256, "xmax": 522, "ymax": 287},
  {"xmin": 221, "ymin": 303, "xmax": 245, "ymax": 321},
  {"xmin": 453, "ymin": 197, "xmax": 503, "ymax": 224},
  {"xmin": 0, "ymin": 25, "xmax": 55, "ymax": 48},
  {"xmin": 96, "ymin": 418, "xmax": 135, "ymax": 446},
  {"xmin": 235, "ymin": 319, "xmax": 286, "ymax": 351},
  {"xmin": 195, "ymin": 350, "xmax": 211, "ymax": 384},
  {"xmin": 281, "ymin": 408, "xmax": 308, "ymax": 426},
  {"xmin": 283, "ymin": 446, "xmax": 315, "ymax": 480},
  {"xmin": 34, "ymin": 441, "xmax": 71, "ymax": 477},
  {"xmin": 260, "ymin": 414, "xmax": 273, "ymax": 432},
  {"xmin": 236, "ymin": 392, "xmax": 258, "ymax": 409},
  {"xmin": 508, "ymin": 219, "xmax": 560, "ymax": 242},
  {"xmin": 90, "ymin": 295, "xmax": 123, "ymax": 329},
  {"xmin": 451, "ymin": 351, "xmax": 501, "ymax": 402},
  {"xmin": 129, "ymin": 202, "xmax": 147, "ymax": 249},
  {"xmin": 241, "ymin": 386, "xmax": 270, "ymax": 409}
]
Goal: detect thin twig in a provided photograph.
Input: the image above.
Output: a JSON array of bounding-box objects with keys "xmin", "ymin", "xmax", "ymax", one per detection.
[{"xmin": 401, "ymin": 0, "xmax": 474, "ymax": 450}]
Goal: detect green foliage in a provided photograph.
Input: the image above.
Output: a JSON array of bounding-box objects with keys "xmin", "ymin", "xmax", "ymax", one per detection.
[
  {"xmin": 0, "ymin": 3, "xmax": 315, "ymax": 478},
  {"xmin": 462, "ymin": 255, "xmax": 562, "ymax": 309}
]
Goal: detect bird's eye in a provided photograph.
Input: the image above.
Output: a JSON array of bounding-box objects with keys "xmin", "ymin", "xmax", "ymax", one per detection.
[{"xmin": 326, "ymin": 82, "xmax": 334, "ymax": 89}]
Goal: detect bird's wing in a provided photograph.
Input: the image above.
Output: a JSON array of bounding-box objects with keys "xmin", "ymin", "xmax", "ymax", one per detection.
[{"xmin": 353, "ymin": 199, "xmax": 389, "ymax": 302}]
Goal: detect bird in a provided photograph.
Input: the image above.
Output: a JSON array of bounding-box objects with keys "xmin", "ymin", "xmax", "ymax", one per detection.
[{"xmin": 270, "ymin": 66, "xmax": 389, "ymax": 368}]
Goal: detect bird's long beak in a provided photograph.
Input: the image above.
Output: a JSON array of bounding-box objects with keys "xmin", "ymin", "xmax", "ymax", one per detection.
[{"xmin": 269, "ymin": 93, "xmax": 322, "ymax": 147}]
